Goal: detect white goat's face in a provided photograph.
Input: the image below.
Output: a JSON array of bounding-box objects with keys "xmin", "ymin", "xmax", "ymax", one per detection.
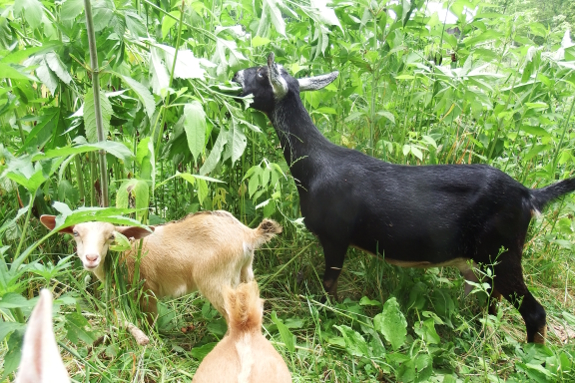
[{"xmin": 71, "ymin": 222, "xmax": 116, "ymax": 271}]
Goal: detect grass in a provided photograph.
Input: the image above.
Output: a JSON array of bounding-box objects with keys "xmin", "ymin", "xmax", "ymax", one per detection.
[{"xmin": 3, "ymin": 208, "xmax": 574, "ymax": 382}]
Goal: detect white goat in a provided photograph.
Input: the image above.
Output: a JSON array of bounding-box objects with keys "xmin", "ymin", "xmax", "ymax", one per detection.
[
  {"xmin": 192, "ymin": 281, "xmax": 292, "ymax": 383},
  {"xmin": 15, "ymin": 289, "xmax": 70, "ymax": 383},
  {"xmin": 40, "ymin": 211, "xmax": 281, "ymax": 321}
]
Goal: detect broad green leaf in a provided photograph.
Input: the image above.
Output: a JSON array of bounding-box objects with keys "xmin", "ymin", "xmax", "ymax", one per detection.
[
  {"xmin": 150, "ymin": 48, "xmax": 170, "ymax": 96},
  {"xmin": 0, "ymin": 63, "xmax": 38, "ymax": 81},
  {"xmin": 414, "ymin": 318, "xmax": 440, "ymax": 344},
  {"xmin": 0, "ymin": 292, "xmax": 34, "ymax": 308},
  {"xmin": 14, "ymin": 0, "xmax": 43, "ymax": 30},
  {"xmin": 65, "ymin": 312, "xmax": 97, "ymax": 345},
  {"xmin": 225, "ymin": 124, "xmax": 247, "ymax": 165},
  {"xmin": 36, "ymin": 61, "xmax": 59, "ymax": 94},
  {"xmin": 183, "ymin": 101, "xmax": 207, "ymax": 164},
  {"xmin": 334, "ymin": 325, "xmax": 370, "ymax": 357},
  {"xmin": 61, "ymin": 0, "xmax": 84, "ymax": 20},
  {"xmin": 83, "ymin": 88, "xmax": 113, "ymax": 143},
  {"xmin": 311, "ymin": 0, "xmax": 343, "ymax": 32},
  {"xmin": 92, "ymin": 0, "xmax": 115, "ymax": 32},
  {"xmin": 521, "ymin": 125, "xmax": 551, "ymax": 138},
  {"xmin": 45, "ymin": 52, "xmax": 72, "ymax": 85},
  {"xmin": 523, "ymin": 145, "xmax": 551, "ymax": 162},
  {"xmin": 271, "ymin": 311, "xmax": 295, "ymax": 352},
  {"xmin": 262, "ymin": 0, "xmax": 286, "ymax": 36},
  {"xmin": 161, "ymin": 11, "xmax": 180, "ymax": 39},
  {"xmin": 133, "ymin": 179, "xmax": 150, "ymax": 221},
  {"xmin": 1, "ymin": 329, "xmax": 25, "ymax": 379},
  {"xmin": 156, "ymin": 44, "xmax": 206, "ymax": 80},
  {"xmin": 117, "ymin": 74, "xmax": 156, "ymax": 118},
  {"xmin": 0, "ymin": 322, "xmax": 24, "ymax": 343},
  {"xmin": 136, "ymin": 137, "xmax": 155, "ymax": 184},
  {"xmin": 124, "ymin": 11, "xmax": 147, "ymax": 37},
  {"xmin": 252, "ymin": 35, "xmax": 270, "ymax": 48},
  {"xmin": 464, "ymin": 30, "xmax": 504, "ymax": 47},
  {"xmin": 374, "ymin": 297, "xmax": 407, "ymax": 350},
  {"xmin": 33, "ymin": 140, "xmax": 134, "ymax": 162},
  {"xmin": 191, "ymin": 342, "xmax": 217, "ymax": 361},
  {"xmin": 376, "ymin": 110, "xmax": 395, "ymax": 124},
  {"xmin": 196, "ymin": 178, "xmax": 208, "ymax": 206}
]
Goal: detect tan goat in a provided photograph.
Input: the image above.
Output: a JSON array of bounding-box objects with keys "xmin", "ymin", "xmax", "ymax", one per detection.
[
  {"xmin": 40, "ymin": 211, "xmax": 281, "ymax": 321},
  {"xmin": 15, "ymin": 289, "xmax": 70, "ymax": 383},
  {"xmin": 192, "ymin": 281, "xmax": 292, "ymax": 383}
]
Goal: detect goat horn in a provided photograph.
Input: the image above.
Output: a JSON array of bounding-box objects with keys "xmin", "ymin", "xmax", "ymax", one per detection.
[
  {"xmin": 298, "ymin": 71, "xmax": 339, "ymax": 92},
  {"xmin": 267, "ymin": 52, "xmax": 288, "ymax": 99}
]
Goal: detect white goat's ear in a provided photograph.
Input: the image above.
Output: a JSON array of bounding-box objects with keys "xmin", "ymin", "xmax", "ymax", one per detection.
[
  {"xmin": 40, "ymin": 215, "xmax": 75, "ymax": 234},
  {"xmin": 15, "ymin": 289, "xmax": 70, "ymax": 383},
  {"xmin": 267, "ymin": 52, "xmax": 288, "ymax": 99},
  {"xmin": 115, "ymin": 225, "xmax": 154, "ymax": 240},
  {"xmin": 298, "ymin": 71, "xmax": 339, "ymax": 92}
]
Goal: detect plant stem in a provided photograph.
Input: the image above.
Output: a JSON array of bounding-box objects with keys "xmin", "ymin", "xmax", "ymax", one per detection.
[
  {"xmin": 83, "ymin": 0, "xmax": 109, "ymax": 207},
  {"xmin": 551, "ymin": 95, "xmax": 575, "ymax": 173}
]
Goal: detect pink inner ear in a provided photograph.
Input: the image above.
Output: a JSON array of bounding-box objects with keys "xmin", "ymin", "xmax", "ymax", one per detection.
[
  {"xmin": 40, "ymin": 215, "xmax": 75, "ymax": 234},
  {"xmin": 116, "ymin": 226, "xmax": 154, "ymax": 240}
]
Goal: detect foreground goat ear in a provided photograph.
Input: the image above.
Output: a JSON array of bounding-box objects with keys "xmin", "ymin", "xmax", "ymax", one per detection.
[
  {"xmin": 15, "ymin": 289, "xmax": 70, "ymax": 383},
  {"xmin": 267, "ymin": 52, "xmax": 288, "ymax": 99},
  {"xmin": 298, "ymin": 71, "xmax": 339, "ymax": 92},
  {"xmin": 116, "ymin": 225, "xmax": 155, "ymax": 240},
  {"xmin": 40, "ymin": 215, "xmax": 75, "ymax": 234}
]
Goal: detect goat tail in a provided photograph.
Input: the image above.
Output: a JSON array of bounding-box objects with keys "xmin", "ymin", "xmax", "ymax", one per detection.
[
  {"xmin": 530, "ymin": 177, "xmax": 575, "ymax": 212},
  {"xmin": 225, "ymin": 281, "xmax": 263, "ymax": 334},
  {"xmin": 253, "ymin": 219, "xmax": 282, "ymax": 247}
]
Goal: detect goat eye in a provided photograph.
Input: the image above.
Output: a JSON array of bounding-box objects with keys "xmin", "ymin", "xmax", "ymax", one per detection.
[
  {"xmin": 73, "ymin": 230, "xmax": 79, "ymax": 237},
  {"xmin": 257, "ymin": 72, "xmax": 264, "ymax": 79},
  {"xmin": 109, "ymin": 234, "xmax": 115, "ymax": 241}
]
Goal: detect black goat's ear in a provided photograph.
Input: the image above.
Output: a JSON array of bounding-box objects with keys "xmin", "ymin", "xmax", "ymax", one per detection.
[
  {"xmin": 267, "ymin": 52, "xmax": 288, "ymax": 99},
  {"xmin": 299, "ymin": 71, "xmax": 339, "ymax": 92}
]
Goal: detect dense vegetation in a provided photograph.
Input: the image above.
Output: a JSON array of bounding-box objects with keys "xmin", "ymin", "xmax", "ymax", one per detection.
[{"xmin": 1, "ymin": 0, "xmax": 574, "ymax": 381}]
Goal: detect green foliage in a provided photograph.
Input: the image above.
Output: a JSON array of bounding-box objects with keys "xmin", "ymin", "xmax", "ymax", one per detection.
[{"xmin": 0, "ymin": 0, "xmax": 574, "ymax": 381}]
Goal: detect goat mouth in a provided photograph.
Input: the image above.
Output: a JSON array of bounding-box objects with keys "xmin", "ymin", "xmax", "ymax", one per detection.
[{"xmin": 84, "ymin": 263, "xmax": 100, "ymax": 270}]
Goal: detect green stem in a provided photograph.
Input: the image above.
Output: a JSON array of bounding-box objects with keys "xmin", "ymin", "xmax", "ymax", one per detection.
[
  {"xmin": 551, "ymin": 95, "xmax": 575, "ymax": 173},
  {"xmin": 14, "ymin": 191, "xmax": 36, "ymax": 259},
  {"xmin": 84, "ymin": 0, "xmax": 109, "ymax": 207}
]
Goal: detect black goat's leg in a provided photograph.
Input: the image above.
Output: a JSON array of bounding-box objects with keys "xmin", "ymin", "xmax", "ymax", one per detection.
[
  {"xmin": 494, "ymin": 259, "xmax": 546, "ymax": 343},
  {"xmin": 320, "ymin": 238, "xmax": 349, "ymax": 300}
]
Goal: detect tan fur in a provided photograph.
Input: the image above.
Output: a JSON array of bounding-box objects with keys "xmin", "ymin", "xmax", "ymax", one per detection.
[
  {"xmin": 40, "ymin": 211, "xmax": 281, "ymax": 321},
  {"xmin": 192, "ymin": 282, "xmax": 291, "ymax": 383},
  {"xmin": 15, "ymin": 289, "xmax": 70, "ymax": 383}
]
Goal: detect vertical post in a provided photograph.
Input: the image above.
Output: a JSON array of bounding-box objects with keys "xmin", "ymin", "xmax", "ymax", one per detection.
[{"xmin": 83, "ymin": 0, "xmax": 109, "ymax": 207}]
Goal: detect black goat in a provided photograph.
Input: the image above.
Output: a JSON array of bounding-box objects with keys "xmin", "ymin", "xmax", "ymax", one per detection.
[{"xmin": 232, "ymin": 53, "xmax": 575, "ymax": 343}]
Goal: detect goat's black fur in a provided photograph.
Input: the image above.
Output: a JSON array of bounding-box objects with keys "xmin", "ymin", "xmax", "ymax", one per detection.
[{"xmin": 233, "ymin": 54, "xmax": 575, "ymax": 343}]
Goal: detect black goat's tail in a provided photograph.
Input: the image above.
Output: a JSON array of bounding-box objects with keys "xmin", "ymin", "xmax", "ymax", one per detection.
[{"xmin": 530, "ymin": 177, "xmax": 575, "ymax": 212}]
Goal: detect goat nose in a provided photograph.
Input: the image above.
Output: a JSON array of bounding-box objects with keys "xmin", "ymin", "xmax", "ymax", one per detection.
[{"xmin": 86, "ymin": 254, "xmax": 99, "ymax": 262}]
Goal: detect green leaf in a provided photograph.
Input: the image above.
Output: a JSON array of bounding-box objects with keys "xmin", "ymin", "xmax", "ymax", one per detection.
[
  {"xmin": 91, "ymin": 0, "xmax": 115, "ymax": 32},
  {"xmin": 2, "ymin": 329, "xmax": 25, "ymax": 379},
  {"xmin": 252, "ymin": 35, "xmax": 270, "ymax": 47},
  {"xmin": 376, "ymin": 110, "xmax": 395, "ymax": 124},
  {"xmin": 464, "ymin": 30, "xmax": 504, "ymax": 47},
  {"xmin": 61, "ymin": 0, "xmax": 84, "ymax": 20},
  {"xmin": 191, "ymin": 342, "xmax": 217, "ymax": 361},
  {"xmin": 183, "ymin": 101, "xmax": 207, "ymax": 164},
  {"xmin": 65, "ymin": 312, "xmax": 97, "ymax": 345},
  {"xmin": 261, "ymin": 0, "xmax": 286, "ymax": 36},
  {"xmin": 133, "ymin": 179, "xmax": 150, "ymax": 221},
  {"xmin": 271, "ymin": 311, "xmax": 295, "ymax": 352},
  {"xmin": 374, "ymin": 297, "xmax": 407, "ymax": 350},
  {"xmin": 200, "ymin": 128, "xmax": 227, "ymax": 175},
  {"xmin": 334, "ymin": 325, "xmax": 370, "ymax": 357},
  {"xmin": 161, "ymin": 11, "xmax": 180, "ymax": 39},
  {"xmin": 124, "ymin": 11, "xmax": 147, "ymax": 37},
  {"xmin": 14, "ymin": 0, "xmax": 43, "ymax": 30},
  {"xmin": 521, "ymin": 125, "xmax": 551, "ymax": 138},
  {"xmin": 84, "ymin": 88, "xmax": 113, "ymax": 143},
  {"xmin": 414, "ymin": 318, "xmax": 440, "ymax": 344},
  {"xmin": 0, "ymin": 322, "xmax": 24, "ymax": 343},
  {"xmin": 0, "ymin": 63, "xmax": 38, "ymax": 81},
  {"xmin": 44, "ymin": 52, "xmax": 73, "ymax": 85},
  {"xmin": 0, "ymin": 292, "xmax": 35, "ymax": 308},
  {"xmin": 225, "ymin": 124, "xmax": 247, "ymax": 166},
  {"xmin": 33, "ymin": 140, "xmax": 134, "ymax": 162},
  {"xmin": 136, "ymin": 137, "xmax": 155, "ymax": 183},
  {"xmin": 36, "ymin": 61, "xmax": 59, "ymax": 94}
]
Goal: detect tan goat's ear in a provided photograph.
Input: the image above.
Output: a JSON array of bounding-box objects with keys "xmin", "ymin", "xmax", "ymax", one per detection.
[
  {"xmin": 40, "ymin": 215, "xmax": 75, "ymax": 234},
  {"xmin": 116, "ymin": 226, "xmax": 154, "ymax": 240}
]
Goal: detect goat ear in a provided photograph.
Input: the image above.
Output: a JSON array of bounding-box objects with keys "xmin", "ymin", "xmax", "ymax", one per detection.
[
  {"xmin": 298, "ymin": 71, "xmax": 339, "ymax": 92},
  {"xmin": 115, "ymin": 226, "xmax": 155, "ymax": 240},
  {"xmin": 40, "ymin": 215, "xmax": 75, "ymax": 234},
  {"xmin": 267, "ymin": 52, "xmax": 288, "ymax": 98},
  {"xmin": 16, "ymin": 289, "xmax": 70, "ymax": 383}
]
